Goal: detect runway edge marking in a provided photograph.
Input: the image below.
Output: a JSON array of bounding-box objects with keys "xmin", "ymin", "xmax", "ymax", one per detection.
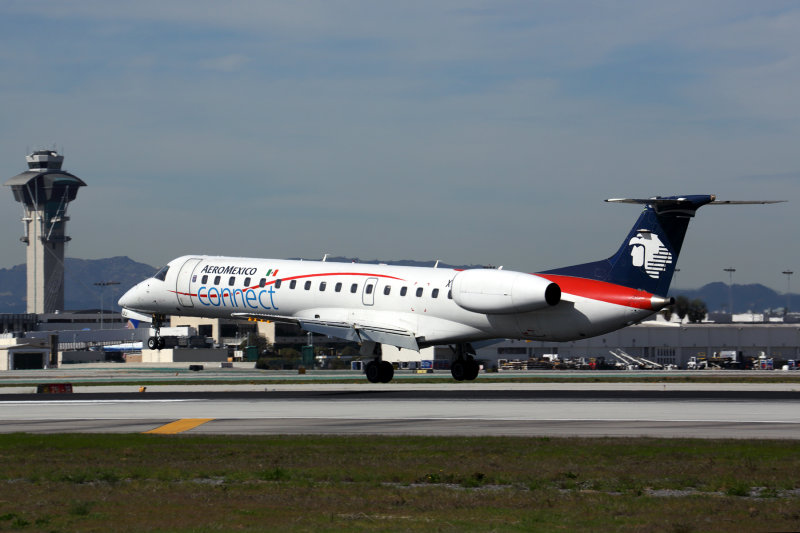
[{"xmin": 144, "ymin": 418, "xmax": 214, "ymax": 434}]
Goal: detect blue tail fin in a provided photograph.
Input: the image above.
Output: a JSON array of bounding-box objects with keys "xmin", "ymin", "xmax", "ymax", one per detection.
[{"xmin": 543, "ymin": 195, "xmax": 715, "ymax": 296}]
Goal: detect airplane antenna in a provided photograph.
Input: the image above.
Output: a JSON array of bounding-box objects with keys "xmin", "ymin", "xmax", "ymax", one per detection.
[
  {"xmin": 434, "ymin": 260, "xmax": 439, "ymax": 268},
  {"xmin": 322, "ymin": 254, "xmax": 329, "ymax": 262}
]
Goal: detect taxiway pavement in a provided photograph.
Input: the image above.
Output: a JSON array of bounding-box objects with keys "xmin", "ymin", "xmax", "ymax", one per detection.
[{"xmin": 1, "ymin": 386, "xmax": 798, "ymax": 439}]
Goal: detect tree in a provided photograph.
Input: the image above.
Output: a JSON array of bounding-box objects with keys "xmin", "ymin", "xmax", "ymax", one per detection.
[
  {"xmin": 674, "ymin": 295, "xmax": 690, "ymax": 321},
  {"xmin": 687, "ymin": 299, "xmax": 708, "ymax": 323},
  {"xmin": 278, "ymin": 347, "xmax": 301, "ymax": 358}
]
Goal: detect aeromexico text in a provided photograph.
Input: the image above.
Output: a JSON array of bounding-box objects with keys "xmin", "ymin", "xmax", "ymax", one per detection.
[{"xmin": 200, "ymin": 264, "xmax": 259, "ymax": 276}]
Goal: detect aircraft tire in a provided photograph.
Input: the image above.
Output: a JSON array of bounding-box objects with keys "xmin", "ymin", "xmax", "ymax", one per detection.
[
  {"xmin": 379, "ymin": 361, "xmax": 394, "ymax": 383},
  {"xmin": 365, "ymin": 361, "xmax": 381, "ymax": 383},
  {"xmin": 450, "ymin": 360, "xmax": 466, "ymax": 381},
  {"xmin": 147, "ymin": 337, "xmax": 158, "ymax": 350},
  {"xmin": 156, "ymin": 337, "xmax": 166, "ymax": 350},
  {"xmin": 465, "ymin": 359, "xmax": 480, "ymax": 381}
]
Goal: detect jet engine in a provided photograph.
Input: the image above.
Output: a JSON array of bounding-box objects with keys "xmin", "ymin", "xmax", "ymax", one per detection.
[{"xmin": 450, "ymin": 269, "xmax": 561, "ymax": 314}]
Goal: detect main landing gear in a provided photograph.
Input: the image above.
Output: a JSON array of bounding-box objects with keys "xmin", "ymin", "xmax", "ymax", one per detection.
[
  {"xmin": 365, "ymin": 360, "xmax": 394, "ymax": 384},
  {"xmin": 146, "ymin": 314, "xmax": 167, "ymax": 350},
  {"xmin": 450, "ymin": 343, "xmax": 480, "ymax": 382},
  {"xmin": 361, "ymin": 341, "xmax": 395, "ymax": 383}
]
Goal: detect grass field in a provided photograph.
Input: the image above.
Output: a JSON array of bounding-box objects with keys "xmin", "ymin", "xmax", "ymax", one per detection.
[{"xmin": 1, "ymin": 434, "xmax": 799, "ymax": 531}]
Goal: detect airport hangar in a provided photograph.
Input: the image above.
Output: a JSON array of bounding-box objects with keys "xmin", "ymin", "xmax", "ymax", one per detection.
[{"xmin": 469, "ymin": 320, "xmax": 800, "ymax": 368}]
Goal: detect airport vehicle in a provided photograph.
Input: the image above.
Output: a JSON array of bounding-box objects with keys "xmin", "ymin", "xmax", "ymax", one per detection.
[{"xmin": 118, "ymin": 195, "xmax": 777, "ymax": 383}]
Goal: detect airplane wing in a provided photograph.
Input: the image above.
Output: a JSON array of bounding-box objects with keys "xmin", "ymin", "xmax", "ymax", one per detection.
[{"xmin": 231, "ymin": 312, "xmax": 420, "ymax": 351}]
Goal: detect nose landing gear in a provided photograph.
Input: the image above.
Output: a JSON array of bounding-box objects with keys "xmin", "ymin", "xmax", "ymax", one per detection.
[{"xmin": 146, "ymin": 314, "xmax": 167, "ymax": 350}]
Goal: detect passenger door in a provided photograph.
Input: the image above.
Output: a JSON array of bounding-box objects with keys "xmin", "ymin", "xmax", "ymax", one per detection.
[{"xmin": 175, "ymin": 258, "xmax": 203, "ymax": 307}]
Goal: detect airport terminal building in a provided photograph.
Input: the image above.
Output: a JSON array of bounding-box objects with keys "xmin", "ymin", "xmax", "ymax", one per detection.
[{"xmin": 475, "ymin": 321, "xmax": 800, "ymax": 368}]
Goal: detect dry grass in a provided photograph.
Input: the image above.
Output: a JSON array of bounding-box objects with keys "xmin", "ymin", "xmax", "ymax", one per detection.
[{"xmin": 1, "ymin": 434, "xmax": 799, "ymax": 531}]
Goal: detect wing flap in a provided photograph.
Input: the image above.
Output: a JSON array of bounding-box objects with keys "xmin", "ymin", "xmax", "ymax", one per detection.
[{"xmin": 230, "ymin": 312, "xmax": 420, "ymax": 351}]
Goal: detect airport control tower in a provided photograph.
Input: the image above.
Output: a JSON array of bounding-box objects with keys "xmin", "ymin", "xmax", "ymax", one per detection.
[{"xmin": 4, "ymin": 151, "xmax": 86, "ymax": 313}]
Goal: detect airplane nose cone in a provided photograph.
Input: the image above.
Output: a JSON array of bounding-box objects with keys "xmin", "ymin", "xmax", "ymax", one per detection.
[{"xmin": 118, "ymin": 285, "xmax": 139, "ymax": 309}]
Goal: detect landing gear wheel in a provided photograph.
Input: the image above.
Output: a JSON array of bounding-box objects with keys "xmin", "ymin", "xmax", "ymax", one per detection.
[
  {"xmin": 379, "ymin": 361, "xmax": 394, "ymax": 383},
  {"xmin": 157, "ymin": 337, "xmax": 166, "ymax": 350},
  {"xmin": 365, "ymin": 360, "xmax": 395, "ymax": 383},
  {"xmin": 465, "ymin": 359, "xmax": 480, "ymax": 381},
  {"xmin": 147, "ymin": 336, "xmax": 158, "ymax": 350},
  {"xmin": 451, "ymin": 360, "xmax": 467, "ymax": 381},
  {"xmin": 365, "ymin": 361, "xmax": 381, "ymax": 383}
]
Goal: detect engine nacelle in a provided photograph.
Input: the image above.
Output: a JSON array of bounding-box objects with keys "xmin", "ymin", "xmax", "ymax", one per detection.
[{"xmin": 450, "ymin": 269, "xmax": 561, "ymax": 314}]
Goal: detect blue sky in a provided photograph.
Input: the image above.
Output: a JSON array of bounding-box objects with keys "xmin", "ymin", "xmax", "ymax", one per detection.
[{"xmin": 1, "ymin": 1, "xmax": 799, "ymax": 292}]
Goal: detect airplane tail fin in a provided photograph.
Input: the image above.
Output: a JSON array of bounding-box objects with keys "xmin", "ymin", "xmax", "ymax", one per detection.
[{"xmin": 543, "ymin": 195, "xmax": 716, "ymax": 296}]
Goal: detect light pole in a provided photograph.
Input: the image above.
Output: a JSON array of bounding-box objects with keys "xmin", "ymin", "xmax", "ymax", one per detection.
[
  {"xmin": 723, "ymin": 267, "xmax": 736, "ymax": 315},
  {"xmin": 94, "ymin": 281, "xmax": 120, "ymax": 330},
  {"xmin": 783, "ymin": 270, "xmax": 794, "ymax": 315}
]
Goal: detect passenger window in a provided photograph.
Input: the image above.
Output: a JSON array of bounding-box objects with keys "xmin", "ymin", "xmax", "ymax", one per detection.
[
  {"xmin": 244, "ymin": 277, "xmax": 251, "ymax": 287},
  {"xmin": 432, "ymin": 288, "xmax": 439, "ymax": 298},
  {"xmin": 320, "ymin": 281, "xmax": 327, "ymax": 291},
  {"xmin": 383, "ymin": 286, "xmax": 391, "ymax": 296},
  {"xmin": 304, "ymin": 280, "xmax": 311, "ymax": 290},
  {"xmin": 275, "ymin": 279, "xmax": 282, "ymax": 289},
  {"xmin": 201, "ymin": 275, "xmax": 208, "ymax": 284},
  {"xmin": 400, "ymin": 287, "xmax": 407, "ymax": 296},
  {"xmin": 366, "ymin": 284, "xmax": 374, "ymax": 294},
  {"xmin": 290, "ymin": 280, "xmax": 297, "ymax": 289},
  {"xmin": 416, "ymin": 287, "xmax": 423, "ymax": 297},
  {"xmin": 214, "ymin": 276, "xmax": 221, "ymax": 285},
  {"xmin": 259, "ymin": 278, "xmax": 266, "ymax": 288},
  {"xmin": 335, "ymin": 282, "xmax": 342, "ymax": 292},
  {"xmin": 229, "ymin": 276, "xmax": 235, "ymax": 286},
  {"xmin": 350, "ymin": 283, "xmax": 358, "ymax": 293}
]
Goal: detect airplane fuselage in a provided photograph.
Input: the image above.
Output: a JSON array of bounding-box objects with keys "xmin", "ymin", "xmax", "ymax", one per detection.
[{"xmin": 122, "ymin": 254, "xmax": 667, "ymax": 347}]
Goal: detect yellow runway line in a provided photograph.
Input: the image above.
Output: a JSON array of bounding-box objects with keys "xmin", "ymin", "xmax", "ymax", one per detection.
[{"xmin": 144, "ymin": 418, "xmax": 214, "ymax": 434}]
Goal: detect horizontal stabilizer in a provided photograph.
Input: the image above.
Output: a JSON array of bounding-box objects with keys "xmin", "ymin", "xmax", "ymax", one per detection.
[{"xmin": 606, "ymin": 196, "xmax": 784, "ymax": 205}]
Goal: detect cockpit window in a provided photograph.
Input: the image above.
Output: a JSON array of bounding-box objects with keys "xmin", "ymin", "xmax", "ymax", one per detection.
[{"xmin": 153, "ymin": 266, "xmax": 170, "ymax": 281}]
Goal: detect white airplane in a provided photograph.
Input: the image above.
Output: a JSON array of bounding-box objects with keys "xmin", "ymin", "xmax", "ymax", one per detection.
[{"xmin": 118, "ymin": 195, "xmax": 778, "ymax": 383}]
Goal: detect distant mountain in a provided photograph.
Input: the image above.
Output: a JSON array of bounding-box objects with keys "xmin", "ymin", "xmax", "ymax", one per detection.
[
  {"xmin": 0, "ymin": 264, "xmax": 26, "ymax": 312},
  {"xmin": 672, "ymin": 282, "xmax": 793, "ymax": 313},
  {"xmin": 0, "ymin": 256, "xmax": 156, "ymax": 313}
]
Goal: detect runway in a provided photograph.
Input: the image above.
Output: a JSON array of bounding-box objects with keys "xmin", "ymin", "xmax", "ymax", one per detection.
[{"xmin": 2, "ymin": 388, "xmax": 799, "ymax": 438}]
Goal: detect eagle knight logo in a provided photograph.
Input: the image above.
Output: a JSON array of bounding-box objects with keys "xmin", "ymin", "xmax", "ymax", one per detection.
[{"xmin": 628, "ymin": 231, "xmax": 673, "ymax": 279}]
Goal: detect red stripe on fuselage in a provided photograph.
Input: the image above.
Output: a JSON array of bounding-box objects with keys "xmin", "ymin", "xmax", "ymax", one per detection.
[{"xmin": 536, "ymin": 274, "xmax": 655, "ymax": 310}]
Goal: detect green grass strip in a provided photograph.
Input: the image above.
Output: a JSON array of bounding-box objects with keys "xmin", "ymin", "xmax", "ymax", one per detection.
[{"xmin": 0, "ymin": 434, "xmax": 799, "ymax": 531}]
